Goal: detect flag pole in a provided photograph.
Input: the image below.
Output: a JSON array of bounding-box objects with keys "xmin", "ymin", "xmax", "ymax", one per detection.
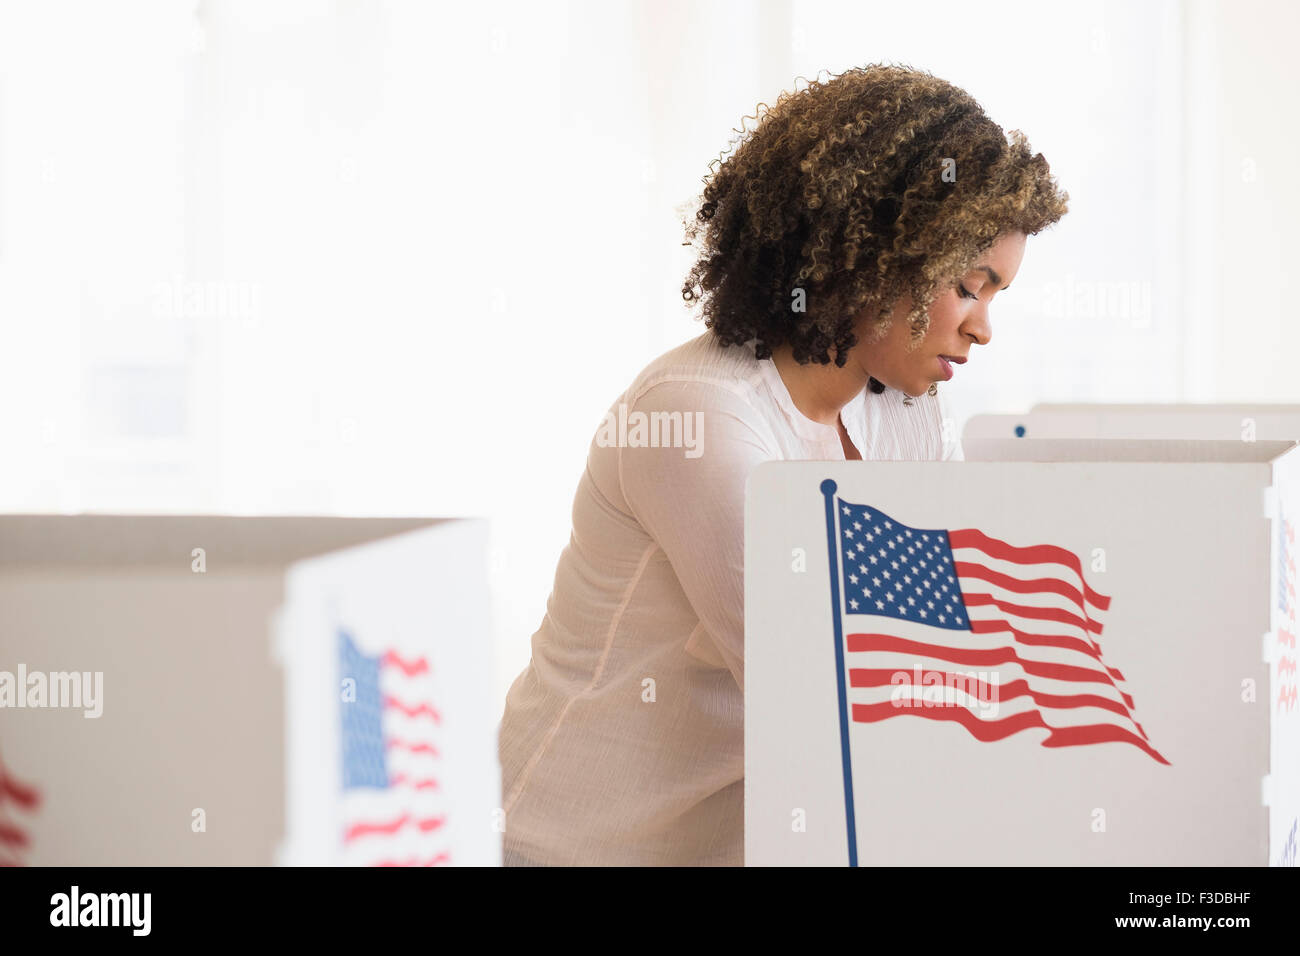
[{"xmin": 820, "ymin": 478, "xmax": 858, "ymax": 867}]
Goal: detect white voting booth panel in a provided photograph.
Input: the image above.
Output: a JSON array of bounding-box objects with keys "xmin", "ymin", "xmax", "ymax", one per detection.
[
  {"xmin": 0, "ymin": 514, "xmax": 498, "ymax": 866},
  {"xmin": 745, "ymin": 438, "xmax": 1300, "ymax": 865},
  {"xmin": 276, "ymin": 518, "xmax": 499, "ymax": 867},
  {"xmin": 1033, "ymin": 402, "xmax": 1300, "ymax": 417},
  {"xmin": 965, "ymin": 404, "xmax": 1300, "ymax": 443}
]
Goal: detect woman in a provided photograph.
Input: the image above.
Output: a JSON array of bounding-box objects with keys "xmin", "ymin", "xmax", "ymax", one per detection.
[{"xmin": 498, "ymin": 64, "xmax": 1068, "ymax": 865}]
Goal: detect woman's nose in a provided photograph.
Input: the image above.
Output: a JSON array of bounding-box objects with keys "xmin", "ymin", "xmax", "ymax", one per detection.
[{"xmin": 963, "ymin": 305, "xmax": 992, "ymax": 347}]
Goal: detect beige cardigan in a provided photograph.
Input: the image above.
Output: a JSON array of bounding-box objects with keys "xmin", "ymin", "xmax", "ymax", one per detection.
[{"xmin": 498, "ymin": 331, "xmax": 962, "ymax": 865}]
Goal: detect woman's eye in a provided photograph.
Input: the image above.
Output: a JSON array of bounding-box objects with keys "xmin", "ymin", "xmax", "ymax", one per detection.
[{"xmin": 958, "ymin": 284, "xmax": 978, "ymax": 301}]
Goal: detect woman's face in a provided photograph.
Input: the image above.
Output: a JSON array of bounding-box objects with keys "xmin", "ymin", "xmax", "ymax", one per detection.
[{"xmin": 852, "ymin": 231, "xmax": 1027, "ymax": 398}]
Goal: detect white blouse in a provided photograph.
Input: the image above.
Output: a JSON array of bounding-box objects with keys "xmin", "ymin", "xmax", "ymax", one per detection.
[{"xmin": 498, "ymin": 330, "xmax": 963, "ymax": 865}]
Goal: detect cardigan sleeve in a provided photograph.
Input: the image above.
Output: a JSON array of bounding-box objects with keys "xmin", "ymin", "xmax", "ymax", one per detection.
[{"xmin": 616, "ymin": 379, "xmax": 777, "ymax": 693}]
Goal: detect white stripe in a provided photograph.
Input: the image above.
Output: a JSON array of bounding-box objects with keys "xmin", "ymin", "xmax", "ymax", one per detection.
[
  {"xmin": 963, "ymin": 605, "xmax": 1107, "ymax": 651},
  {"xmin": 844, "ymin": 614, "xmax": 1117, "ymax": 672},
  {"xmin": 847, "ymin": 684, "xmax": 1148, "ymax": 735},
  {"xmin": 957, "ymin": 575, "xmax": 1105, "ymax": 619},
  {"xmin": 844, "ymin": 651, "xmax": 1138, "ymax": 721},
  {"xmin": 951, "ymin": 547, "xmax": 1107, "ymax": 614}
]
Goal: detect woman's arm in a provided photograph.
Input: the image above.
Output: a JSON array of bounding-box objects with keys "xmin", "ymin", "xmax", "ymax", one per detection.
[{"xmin": 617, "ymin": 379, "xmax": 776, "ymax": 693}]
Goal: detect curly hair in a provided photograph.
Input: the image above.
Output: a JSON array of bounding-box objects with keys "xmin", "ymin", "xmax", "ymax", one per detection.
[{"xmin": 680, "ymin": 63, "xmax": 1069, "ymax": 384}]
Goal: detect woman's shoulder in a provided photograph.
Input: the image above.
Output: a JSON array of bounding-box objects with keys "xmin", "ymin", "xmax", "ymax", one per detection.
[
  {"xmin": 584, "ymin": 330, "xmax": 782, "ymax": 515},
  {"xmin": 624, "ymin": 330, "xmax": 767, "ymax": 408}
]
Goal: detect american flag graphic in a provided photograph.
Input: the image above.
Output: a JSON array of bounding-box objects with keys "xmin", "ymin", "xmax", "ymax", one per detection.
[
  {"xmin": 0, "ymin": 749, "xmax": 40, "ymax": 867},
  {"xmin": 339, "ymin": 628, "xmax": 450, "ymax": 867},
  {"xmin": 819, "ymin": 479, "xmax": 1166, "ymax": 864},
  {"xmin": 1278, "ymin": 506, "xmax": 1297, "ymax": 714},
  {"xmin": 1280, "ymin": 817, "xmax": 1298, "ymax": 867}
]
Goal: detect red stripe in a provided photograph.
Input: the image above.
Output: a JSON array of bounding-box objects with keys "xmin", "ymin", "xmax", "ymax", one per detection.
[
  {"xmin": 373, "ymin": 851, "xmax": 451, "ymax": 867},
  {"xmin": 382, "ymin": 651, "xmax": 430, "ymax": 676},
  {"xmin": 0, "ymin": 774, "xmax": 40, "ymax": 809},
  {"xmin": 849, "ymin": 633, "xmax": 1113, "ymax": 686},
  {"xmin": 0, "ymin": 821, "xmax": 30, "ymax": 848},
  {"xmin": 953, "ymin": 561, "xmax": 1094, "ymax": 619},
  {"xmin": 388, "ymin": 773, "xmax": 440, "ymax": 791},
  {"xmin": 849, "ymin": 669, "xmax": 1146, "ymax": 737},
  {"xmin": 948, "ymin": 529, "xmax": 1111, "ymax": 610},
  {"xmin": 963, "ymin": 592, "xmax": 1103, "ymax": 637},
  {"xmin": 851, "ymin": 700, "xmax": 1169, "ymax": 764},
  {"xmin": 345, "ymin": 815, "xmax": 410, "ymax": 842},
  {"xmin": 847, "ymin": 632, "xmax": 1135, "ymax": 712},
  {"xmin": 386, "ymin": 738, "xmax": 440, "ymax": 757},
  {"xmin": 967, "ymin": 617, "xmax": 1127, "ymax": 686},
  {"xmin": 967, "ymin": 616, "xmax": 1106, "ymax": 669},
  {"xmin": 344, "ymin": 813, "xmax": 446, "ymax": 844},
  {"xmin": 1040, "ymin": 721, "xmax": 1169, "ymax": 763},
  {"xmin": 383, "ymin": 696, "xmax": 442, "ymax": 723}
]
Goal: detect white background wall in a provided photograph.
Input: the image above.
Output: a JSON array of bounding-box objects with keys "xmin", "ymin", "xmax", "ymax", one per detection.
[{"xmin": 0, "ymin": 0, "xmax": 1295, "ymax": 700}]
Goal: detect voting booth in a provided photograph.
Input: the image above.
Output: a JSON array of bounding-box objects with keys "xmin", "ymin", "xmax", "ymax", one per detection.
[
  {"xmin": 745, "ymin": 438, "xmax": 1300, "ymax": 865},
  {"xmin": 275, "ymin": 518, "xmax": 500, "ymax": 867},
  {"xmin": 964, "ymin": 403, "xmax": 1300, "ymax": 444},
  {"xmin": 0, "ymin": 514, "xmax": 499, "ymax": 867}
]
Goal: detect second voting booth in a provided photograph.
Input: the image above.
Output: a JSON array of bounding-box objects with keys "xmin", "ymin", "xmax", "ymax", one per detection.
[
  {"xmin": 745, "ymin": 438, "xmax": 1300, "ymax": 866},
  {"xmin": 0, "ymin": 514, "xmax": 499, "ymax": 866},
  {"xmin": 964, "ymin": 402, "xmax": 1300, "ymax": 444}
]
